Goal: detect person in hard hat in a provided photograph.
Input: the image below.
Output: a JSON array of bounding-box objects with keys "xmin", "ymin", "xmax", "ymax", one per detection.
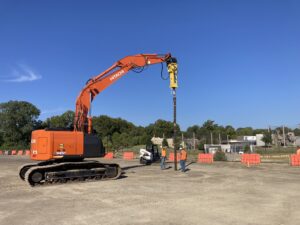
[
  {"xmin": 297, "ymin": 146, "xmax": 300, "ymax": 155},
  {"xmin": 179, "ymin": 147, "xmax": 187, "ymax": 172},
  {"xmin": 160, "ymin": 147, "xmax": 167, "ymax": 170}
]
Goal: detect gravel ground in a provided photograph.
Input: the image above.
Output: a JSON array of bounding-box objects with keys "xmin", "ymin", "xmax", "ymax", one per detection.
[{"xmin": 0, "ymin": 156, "xmax": 299, "ymax": 225}]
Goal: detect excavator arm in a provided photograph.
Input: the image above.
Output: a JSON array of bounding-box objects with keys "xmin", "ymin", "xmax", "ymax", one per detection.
[{"xmin": 74, "ymin": 53, "xmax": 178, "ymax": 133}]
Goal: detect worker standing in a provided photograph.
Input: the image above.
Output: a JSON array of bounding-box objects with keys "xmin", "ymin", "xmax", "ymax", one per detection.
[
  {"xmin": 297, "ymin": 146, "xmax": 300, "ymax": 155},
  {"xmin": 180, "ymin": 147, "xmax": 187, "ymax": 172},
  {"xmin": 161, "ymin": 147, "xmax": 167, "ymax": 170}
]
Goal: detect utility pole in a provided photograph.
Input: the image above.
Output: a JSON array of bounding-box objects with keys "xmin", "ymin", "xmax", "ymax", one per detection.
[
  {"xmin": 219, "ymin": 133, "xmax": 221, "ymax": 144},
  {"xmin": 227, "ymin": 135, "xmax": 229, "ymax": 143},
  {"xmin": 210, "ymin": 132, "xmax": 213, "ymax": 145},
  {"xmin": 282, "ymin": 125, "xmax": 286, "ymax": 147},
  {"xmin": 193, "ymin": 132, "xmax": 196, "ymax": 150}
]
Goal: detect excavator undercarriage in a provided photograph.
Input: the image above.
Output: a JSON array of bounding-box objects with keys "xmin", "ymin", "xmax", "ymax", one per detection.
[{"xmin": 19, "ymin": 160, "xmax": 121, "ymax": 186}]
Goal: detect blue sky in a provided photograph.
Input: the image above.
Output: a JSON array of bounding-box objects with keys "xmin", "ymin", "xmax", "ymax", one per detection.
[{"xmin": 0, "ymin": 0, "xmax": 299, "ymax": 130}]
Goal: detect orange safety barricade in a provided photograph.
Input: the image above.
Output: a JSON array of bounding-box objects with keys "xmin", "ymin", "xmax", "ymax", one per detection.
[
  {"xmin": 290, "ymin": 154, "xmax": 300, "ymax": 166},
  {"xmin": 168, "ymin": 153, "xmax": 180, "ymax": 161},
  {"xmin": 17, "ymin": 150, "xmax": 23, "ymax": 155},
  {"xmin": 198, "ymin": 153, "xmax": 214, "ymax": 163},
  {"xmin": 241, "ymin": 154, "xmax": 261, "ymax": 166},
  {"xmin": 11, "ymin": 150, "xmax": 17, "ymax": 155},
  {"xmin": 104, "ymin": 152, "xmax": 114, "ymax": 159},
  {"xmin": 0, "ymin": 150, "xmax": 2, "ymax": 155},
  {"xmin": 25, "ymin": 150, "xmax": 30, "ymax": 156},
  {"xmin": 123, "ymin": 152, "xmax": 134, "ymax": 160}
]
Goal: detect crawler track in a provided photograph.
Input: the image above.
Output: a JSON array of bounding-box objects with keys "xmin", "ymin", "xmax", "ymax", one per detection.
[{"xmin": 20, "ymin": 160, "xmax": 121, "ymax": 186}]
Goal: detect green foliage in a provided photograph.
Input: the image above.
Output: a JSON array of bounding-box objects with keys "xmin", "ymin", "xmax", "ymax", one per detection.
[
  {"xmin": 145, "ymin": 135, "xmax": 153, "ymax": 146},
  {"xmin": 262, "ymin": 132, "xmax": 272, "ymax": 146},
  {"xmin": 197, "ymin": 143, "xmax": 204, "ymax": 150},
  {"xmin": 213, "ymin": 151, "xmax": 227, "ymax": 161},
  {"xmin": 0, "ymin": 101, "xmax": 40, "ymax": 148},
  {"xmin": 145, "ymin": 119, "xmax": 180, "ymax": 138},
  {"xmin": 244, "ymin": 145, "xmax": 250, "ymax": 153},
  {"xmin": 44, "ymin": 110, "xmax": 74, "ymax": 129},
  {"xmin": 225, "ymin": 125, "xmax": 236, "ymax": 139},
  {"xmin": 293, "ymin": 128, "xmax": 300, "ymax": 136},
  {"xmin": 202, "ymin": 120, "xmax": 217, "ymax": 132},
  {"xmin": 162, "ymin": 138, "xmax": 168, "ymax": 147},
  {"xmin": 236, "ymin": 127, "xmax": 253, "ymax": 136},
  {"xmin": 255, "ymin": 146, "xmax": 296, "ymax": 155}
]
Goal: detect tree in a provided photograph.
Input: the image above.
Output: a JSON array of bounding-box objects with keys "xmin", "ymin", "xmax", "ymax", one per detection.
[
  {"xmin": 145, "ymin": 135, "xmax": 153, "ymax": 146},
  {"xmin": 202, "ymin": 120, "xmax": 217, "ymax": 144},
  {"xmin": 294, "ymin": 128, "xmax": 300, "ymax": 136},
  {"xmin": 145, "ymin": 119, "xmax": 180, "ymax": 138},
  {"xmin": 236, "ymin": 127, "xmax": 254, "ymax": 136},
  {"xmin": 162, "ymin": 138, "xmax": 168, "ymax": 147},
  {"xmin": 262, "ymin": 132, "xmax": 272, "ymax": 147},
  {"xmin": 225, "ymin": 125, "xmax": 236, "ymax": 139},
  {"xmin": 44, "ymin": 110, "xmax": 74, "ymax": 129},
  {"xmin": 0, "ymin": 101, "xmax": 40, "ymax": 148}
]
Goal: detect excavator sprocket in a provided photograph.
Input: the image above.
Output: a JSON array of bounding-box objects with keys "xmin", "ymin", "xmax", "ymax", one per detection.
[{"xmin": 20, "ymin": 160, "xmax": 121, "ymax": 186}]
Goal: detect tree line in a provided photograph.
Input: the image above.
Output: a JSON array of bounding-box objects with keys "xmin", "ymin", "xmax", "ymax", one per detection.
[{"xmin": 1, "ymin": 100, "xmax": 299, "ymax": 150}]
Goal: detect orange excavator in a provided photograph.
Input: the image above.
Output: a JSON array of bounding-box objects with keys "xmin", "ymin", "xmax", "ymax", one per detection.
[{"xmin": 19, "ymin": 53, "xmax": 178, "ymax": 186}]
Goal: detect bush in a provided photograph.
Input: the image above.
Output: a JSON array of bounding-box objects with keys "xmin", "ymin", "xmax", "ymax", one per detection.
[
  {"xmin": 244, "ymin": 145, "xmax": 250, "ymax": 153},
  {"xmin": 213, "ymin": 151, "xmax": 227, "ymax": 161},
  {"xmin": 198, "ymin": 143, "xmax": 204, "ymax": 150}
]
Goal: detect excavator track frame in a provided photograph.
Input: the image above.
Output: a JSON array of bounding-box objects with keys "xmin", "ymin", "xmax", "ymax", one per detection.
[{"xmin": 21, "ymin": 160, "xmax": 122, "ymax": 186}]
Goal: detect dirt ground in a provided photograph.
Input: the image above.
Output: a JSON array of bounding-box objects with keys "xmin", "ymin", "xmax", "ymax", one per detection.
[{"xmin": 0, "ymin": 156, "xmax": 299, "ymax": 225}]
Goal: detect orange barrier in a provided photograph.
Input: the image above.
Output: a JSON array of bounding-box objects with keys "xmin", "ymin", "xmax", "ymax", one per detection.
[
  {"xmin": 123, "ymin": 152, "xmax": 134, "ymax": 160},
  {"xmin": 104, "ymin": 152, "xmax": 114, "ymax": 159},
  {"xmin": 11, "ymin": 150, "xmax": 17, "ymax": 155},
  {"xmin": 241, "ymin": 154, "xmax": 261, "ymax": 166},
  {"xmin": 25, "ymin": 150, "xmax": 30, "ymax": 156},
  {"xmin": 290, "ymin": 154, "xmax": 300, "ymax": 166},
  {"xmin": 17, "ymin": 150, "xmax": 23, "ymax": 155},
  {"xmin": 198, "ymin": 153, "xmax": 214, "ymax": 163},
  {"xmin": 0, "ymin": 150, "xmax": 2, "ymax": 155},
  {"xmin": 168, "ymin": 153, "xmax": 180, "ymax": 161}
]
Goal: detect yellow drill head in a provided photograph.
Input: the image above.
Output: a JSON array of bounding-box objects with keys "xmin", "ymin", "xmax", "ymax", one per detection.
[{"xmin": 167, "ymin": 58, "xmax": 178, "ymax": 89}]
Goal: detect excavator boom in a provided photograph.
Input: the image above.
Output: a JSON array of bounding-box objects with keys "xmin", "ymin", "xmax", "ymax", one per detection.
[{"xmin": 74, "ymin": 53, "xmax": 177, "ymax": 133}]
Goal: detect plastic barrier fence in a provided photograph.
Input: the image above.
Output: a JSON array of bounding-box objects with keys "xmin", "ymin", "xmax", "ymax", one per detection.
[
  {"xmin": 290, "ymin": 154, "xmax": 300, "ymax": 166},
  {"xmin": 198, "ymin": 153, "xmax": 214, "ymax": 163},
  {"xmin": 17, "ymin": 150, "xmax": 23, "ymax": 155},
  {"xmin": 241, "ymin": 154, "xmax": 261, "ymax": 166},
  {"xmin": 168, "ymin": 153, "xmax": 180, "ymax": 161},
  {"xmin": 104, "ymin": 152, "xmax": 114, "ymax": 159},
  {"xmin": 123, "ymin": 152, "xmax": 134, "ymax": 160},
  {"xmin": 0, "ymin": 150, "xmax": 30, "ymax": 156}
]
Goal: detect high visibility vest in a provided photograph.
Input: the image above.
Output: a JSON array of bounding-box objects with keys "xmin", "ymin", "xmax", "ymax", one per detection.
[
  {"xmin": 180, "ymin": 150, "xmax": 187, "ymax": 160},
  {"xmin": 162, "ymin": 149, "xmax": 166, "ymax": 157}
]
